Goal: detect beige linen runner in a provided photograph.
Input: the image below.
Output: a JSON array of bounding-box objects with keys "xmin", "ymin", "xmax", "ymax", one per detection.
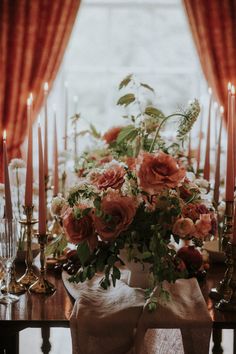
[{"xmin": 63, "ymin": 271, "xmax": 212, "ymax": 354}]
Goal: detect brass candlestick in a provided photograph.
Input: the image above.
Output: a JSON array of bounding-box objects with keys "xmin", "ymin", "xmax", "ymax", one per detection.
[
  {"xmin": 18, "ymin": 206, "xmax": 38, "ymax": 287},
  {"xmin": 29, "ymin": 233, "xmax": 56, "ymax": 295},
  {"xmin": 215, "ymin": 242, "xmax": 236, "ymax": 310},
  {"xmin": 209, "ymin": 201, "xmax": 234, "ymax": 301}
]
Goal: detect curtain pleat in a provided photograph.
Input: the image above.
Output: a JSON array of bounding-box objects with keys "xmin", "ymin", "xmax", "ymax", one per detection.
[
  {"xmin": 0, "ymin": 0, "xmax": 81, "ymax": 180},
  {"xmin": 183, "ymin": 0, "xmax": 236, "ymax": 119}
]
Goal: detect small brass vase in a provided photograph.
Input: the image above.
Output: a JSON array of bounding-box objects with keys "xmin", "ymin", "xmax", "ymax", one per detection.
[
  {"xmin": 18, "ymin": 205, "xmax": 39, "ymax": 287},
  {"xmin": 29, "ymin": 233, "xmax": 56, "ymax": 295}
]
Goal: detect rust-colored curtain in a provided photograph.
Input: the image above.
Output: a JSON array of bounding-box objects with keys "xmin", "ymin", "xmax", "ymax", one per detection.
[
  {"xmin": 183, "ymin": 0, "xmax": 236, "ymax": 117},
  {"xmin": 0, "ymin": 0, "xmax": 81, "ymax": 168}
]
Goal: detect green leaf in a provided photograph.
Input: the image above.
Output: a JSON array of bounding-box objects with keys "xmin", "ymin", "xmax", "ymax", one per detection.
[
  {"xmin": 113, "ymin": 266, "xmax": 121, "ymax": 280},
  {"xmin": 77, "ymin": 242, "xmax": 90, "ymax": 266},
  {"xmin": 107, "ymin": 255, "xmax": 117, "ymax": 266},
  {"xmin": 96, "ymin": 249, "xmax": 108, "ymax": 272},
  {"xmin": 117, "ymin": 125, "xmax": 139, "ymax": 144},
  {"xmin": 119, "ymin": 74, "xmax": 133, "ymax": 90},
  {"xmin": 111, "ymin": 274, "xmax": 116, "ymax": 287},
  {"xmin": 140, "ymin": 83, "xmax": 155, "ymax": 93},
  {"xmin": 145, "ymin": 106, "xmax": 164, "ymax": 118},
  {"xmin": 141, "ymin": 251, "xmax": 152, "ymax": 260},
  {"xmin": 45, "ymin": 234, "xmax": 67, "ymax": 257},
  {"xmin": 117, "ymin": 93, "xmax": 135, "ymax": 107},
  {"xmin": 89, "ymin": 123, "xmax": 101, "ymax": 139}
]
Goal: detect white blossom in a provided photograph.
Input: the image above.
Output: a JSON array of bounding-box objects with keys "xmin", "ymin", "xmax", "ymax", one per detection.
[{"xmin": 51, "ymin": 195, "xmax": 67, "ymax": 216}]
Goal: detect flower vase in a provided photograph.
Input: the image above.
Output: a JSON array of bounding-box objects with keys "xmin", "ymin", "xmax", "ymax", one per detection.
[
  {"xmin": 125, "ymin": 260, "xmax": 151, "ymax": 289},
  {"xmin": 120, "ymin": 250, "xmax": 151, "ymax": 289}
]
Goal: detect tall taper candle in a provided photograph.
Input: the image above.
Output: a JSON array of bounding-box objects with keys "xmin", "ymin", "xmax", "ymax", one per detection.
[
  {"xmin": 64, "ymin": 82, "xmax": 68, "ymax": 150},
  {"xmin": 53, "ymin": 109, "xmax": 59, "ymax": 196},
  {"xmin": 196, "ymin": 106, "xmax": 203, "ymax": 172},
  {"xmin": 203, "ymin": 88, "xmax": 213, "ymax": 181},
  {"xmin": 233, "ymin": 90, "xmax": 236, "ymax": 183},
  {"xmin": 43, "ymin": 82, "xmax": 49, "ymax": 179},
  {"xmin": 25, "ymin": 97, "xmax": 33, "ymax": 207},
  {"xmin": 3, "ymin": 131, "xmax": 13, "ymax": 220},
  {"xmin": 73, "ymin": 95, "xmax": 78, "ymax": 156},
  {"xmin": 38, "ymin": 121, "xmax": 46, "ymax": 235},
  {"xmin": 233, "ymin": 197, "xmax": 236, "ymax": 244},
  {"xmin": 213, "ymin": 106, "xmax": 223, "ymax": 206},
  {"xmin": 225, "ymin": 84, "xmax": 234, "ymax": 202}
]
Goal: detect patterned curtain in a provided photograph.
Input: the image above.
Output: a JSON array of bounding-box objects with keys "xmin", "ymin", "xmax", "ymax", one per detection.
[
  {"xmin": 0, "ymin": 0, "xmax": 81, "ymax": 171},
  {"xmin": 183, "ymin": 0, "xmax": 236, "ymax": 118}
]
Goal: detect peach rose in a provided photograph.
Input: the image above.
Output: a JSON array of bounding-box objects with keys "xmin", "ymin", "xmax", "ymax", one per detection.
[
  {"xmin": 63, "ymin": 207, "xmax": 97, "ymax": 248},
  {"xmin": 124, "ymin": 157, "xmax": 136, "ymax": 171},
  {"xmin": 103, "ymin": 126, "xmax": 123, "ymax": 144},
  {"xmin": 137, "ymin": 151, "xmax": 186, "ymax": 194},
  {"xmin": 172, "ymin": 217, "xmax": 194, "ymax": 238},
  {"xmin": 93, "ymin": 165, "xmax": 125, "ymax": 190},
  {"xmin": 182, "ymin": 203, "xmax": 209, "ymax": 222},
  {"xmin": 93, "ymin": 192, "xmax": 136, "ymax": 240},
  {"xmin": 192, "ymin": 214, "xmax": 212, "ymax": 238}
]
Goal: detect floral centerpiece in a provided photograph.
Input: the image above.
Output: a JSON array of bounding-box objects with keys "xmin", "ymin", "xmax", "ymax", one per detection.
[{"xmin": 54, "ymin": 75, "xmax": 216, "ymax": 306}]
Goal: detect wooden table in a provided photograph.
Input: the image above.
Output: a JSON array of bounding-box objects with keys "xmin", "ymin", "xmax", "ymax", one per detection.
[
  {"xmin": 0, "ymin": 262, "xmax": 234, "ymax": 354},
  {"xmin": 0, "ymin": 264, "xmax": 73, "ymax": 354}
]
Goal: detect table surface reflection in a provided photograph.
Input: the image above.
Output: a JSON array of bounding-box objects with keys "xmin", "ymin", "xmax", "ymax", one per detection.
[
  {"xmin": 0, "ymin": 262, "xmax": 235, "ymax": 330},
  {"xmin": 0, "ymin": 263, "xmax": 73, "ymax": 329}
]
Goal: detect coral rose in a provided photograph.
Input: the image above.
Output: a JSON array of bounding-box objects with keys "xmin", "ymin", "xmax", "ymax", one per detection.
[
  {"xmin": 124, "ymin": 157, "xmax": 136, "ymax": 170},
  {"xmin": 172, "ymin": 217, "xmax": 194, "ymax": 238},
  {"xmin": 137, "ymin": 151, "xmax": 186, "ymax": 194},
  {"xmin": 63, "ymin": 207, "xmax": 97, "ymax": 248},
  {"xmin": 103, "ymin": 126, "xmax": 122, "ymax": 144},
  {"xmin": 192, "ymin": 214, "xmax": 212, "ymax": 238},
  {"xmin": 93, "ymin": 165, "xmax": 125, "ymax": 190},
  {"xmin": 93, "ymin": 192, "xmax": 136, "ymax": 240}
]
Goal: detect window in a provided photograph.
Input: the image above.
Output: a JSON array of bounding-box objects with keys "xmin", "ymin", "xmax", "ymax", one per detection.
[{"xmin": 45, "ymin": 0, "xmax": 207, "ymax": 161}]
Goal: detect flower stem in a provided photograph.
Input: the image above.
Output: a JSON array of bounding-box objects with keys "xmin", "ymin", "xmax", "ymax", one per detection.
[{"xmin": 149, "ymin": 113, "xmax": 187, "ymax": 153}]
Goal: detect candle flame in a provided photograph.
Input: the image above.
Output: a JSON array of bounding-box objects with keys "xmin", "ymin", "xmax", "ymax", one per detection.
[
  {"xmin": 228, "ymin": 82, "xmax": 232, "ymax": 91},
  {"xmin": 3, "ymin": 130, "xmax": 6, "ymax": 141},
  {"xmin": 27, "ymin": 97, "xmax": 31, "ymax": 106},
  {"xmin": 220, "ymin": 106, "xmax": 224, "ymax": 114},
  {"xmin": 44, "ymin": 82, "xmax": 49, "ymax": 92},
  {"xmin": 213, "ymin": 101, "xmax": 218, "ymax": 109},
  {"xmin": 231, "ymin": 85, "xmax": 235, "ymax": 95},
  {"xmin": 208, "ymin": 87, "xmax": 212, "ymax": 95},
  {"xmin": 29, "ymin": 92, "xmax": 33, "ymax": 102}
]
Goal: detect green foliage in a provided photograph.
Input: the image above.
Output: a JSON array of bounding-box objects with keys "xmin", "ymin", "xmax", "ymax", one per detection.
[
  {"xmin": 117, "ymin": 93, "xmax": 136, "ymax": 107},
  {"xmin": 45, "ymin": 233, "xmax": 68, "ymax": 258},
  {"xmin": 140, "ymin": 83, "xmax": 155, "ymax": 93},
  {"xmin": 89, "ymin": 123, "xmax": 101, "ymax": 139},
  {"xmin": 77, "ymin": 242, "xmax": 91, "ymax": 266},
  {"xmin": 144, "ymin": 106, "xmax": 164, "ymax": 119},
  {"xmin": 119, "ymin": 74, "xmax": 133, "ymax": 90},
  {"xmin": 116, "ymin": 125, "xmax": 139, "ymax": 144}
]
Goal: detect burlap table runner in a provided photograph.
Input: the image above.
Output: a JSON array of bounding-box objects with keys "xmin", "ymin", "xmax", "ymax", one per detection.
[{"xmin": 62, "ymin": 270, "xmax": 212, "ymax": 354}]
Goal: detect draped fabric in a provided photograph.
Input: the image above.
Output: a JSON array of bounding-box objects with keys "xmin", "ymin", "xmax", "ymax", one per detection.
[
  {"xmin": 0, "ymin": 0, "xmax": 81, "ymax": 175},
  {"xmin": 183, "ymin": 0, "xmax": 236, "ymax": 118}
]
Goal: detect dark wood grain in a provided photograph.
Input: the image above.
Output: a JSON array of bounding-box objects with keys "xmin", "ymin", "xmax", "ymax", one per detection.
[
  {"xmin": 0, "ymin": 262, "xmax": 73, "ymax": 330},
  {"xmin": 0, "ymin": 260, "xmax": 235, "ymax": 354},
  {"xmin": 0, "ymin": 262, "xmax": 236, "ymax": 329}
]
